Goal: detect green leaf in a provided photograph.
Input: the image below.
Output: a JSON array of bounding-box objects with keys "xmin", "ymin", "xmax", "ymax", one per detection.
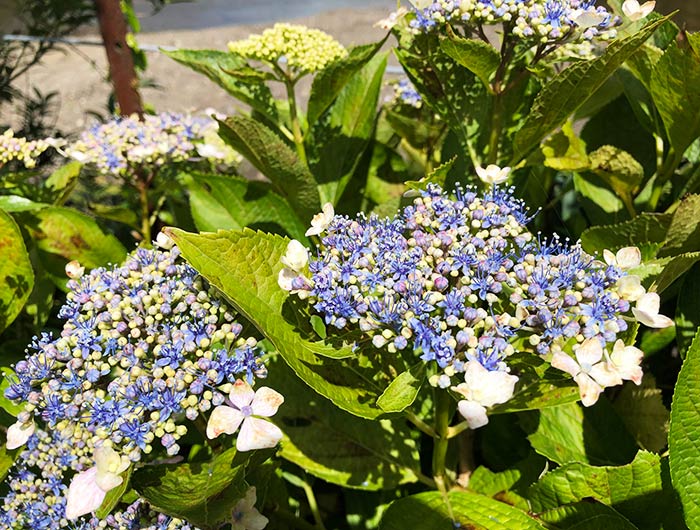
[
  {"xmin": 16, "ymin": 207, "xmax": 127, "ymax": 269},
  {"xmin": 650, "ymin": 33, "xmax": 700, "ymax": 162},
  {"xmin": 164, "ymin": 49, "xmax": 279, "ymax": 124},
  {"xmin": 380, "ymin": 490, "xmax": 546, "ymax": 530},
  {"xmin": 307, "ymin": 39, "xmax": 387, "ymax": 127},
  {"xmin": 468, "ymin": 455, "xmax": 545, "ymax": 511},
  {"xmin": 182, "ymin": 172, "xmax": 308, "ymax": 242},
  {"xmin": 520, "ymin": 400, "xmax": 638, "ymax": 466},
  {"xmin": 589, "ymin": 145, "xmax": 645, "ymax": 198},
  {"xmin": 396, "ymin": 33, "xmax": 489, "ymax": 155},
  {"xmin": 0, "ymin": 210, "xmax": 34, "ymax": 333},
  {"xmin": 0, "ymin": 367, "xmax": 23, "ymax": 416},
  {"xmin": 538, "ymin": 121, "xmax": 589, "ymax": 172},
  {"xmin": 0, "ymin": 431, "xmax": 16, "ymax": 482},
  {"xmin": 659, "ymin": 194, "xmax": 700, "ymax": 257},
  {"xmin": 648, "ymin": 251, "xmax": 700, "ymax": 293},
  {"xmin": 539, "ymin": 501, "xmax": 639, "ymax": 529},
  {"xmin": 489, "ymin": 379, "xmax": 580, "ymax": 414},
  {"xmin": 0, "ymin": 195, "xmax": 47, "ymax": 212},
  {"xmin": 44, "ymin": 161, "xmax": 81, "ymax": 205},
  {"xmin": 580, "ymin": 213, "xmax": 671, "ymax": 255},
  {"xmin": 676, "ymin": 263, "xmax": 700, "ymax": 356},
  {"xmin": 217, "ymin": 116, "xmax": 320, "ymax": 222},
  {"xmin": 308, "ymin": 52, "xmax": 388, "ymax": 205},
  {"xmin": 132, "ymin": 447, "xmax": 248, "ymax": 529},
  {"xmin": 96, "ymin": 467, "xmax": 132, "ymax": 519},
  {"xmin": 376, "ymin": 363, "xmax": 425, "ymax": 414},
  {"xmin": 267, "ymin": 360, "xmax": 420, "ymax": 490},
  {"xmin": 573, "ymin": 172, "xmax": 627, "ymax": 226},
  {"xmin": 404, "ymin": 157, "xmax": 456, "ymax": 195},
  {"xmin": 670, "ymin": 328, "xmax": 700, "ymax": 529},
  {"xmin": 613, "ymin": 377, "xmax": 669, "ymax": 453},
  {"xmin": 513, "ymin": 15, "xmax": 671, "ymax": 162},
  {"xmin": 528, "ymin": 451, "xmax": 666, "ymax": 529},
  {"xmin": 440, "ymin": 29, "xmax": 500, "ymax": 90},
  {"xmin": 167, "ymin": 228, "xmax": 385, "ymax": 419}
]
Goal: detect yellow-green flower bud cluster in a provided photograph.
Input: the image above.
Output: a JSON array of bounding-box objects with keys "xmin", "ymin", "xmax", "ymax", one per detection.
[
  {"xmin": 228, "ymin": 23, "xmax": 347, "ymax": 74},
  {"xmin": 0, "ymin": 129, "xmax": 51, "ymax": 169}
]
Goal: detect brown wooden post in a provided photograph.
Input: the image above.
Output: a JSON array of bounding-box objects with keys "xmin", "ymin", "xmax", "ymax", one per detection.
[{"xmin": 94, "ymin": 0, "xmax": 143, "ymax": 117}]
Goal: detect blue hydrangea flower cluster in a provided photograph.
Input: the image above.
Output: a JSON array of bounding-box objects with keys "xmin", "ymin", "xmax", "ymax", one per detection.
[
  {"xmin": 288, "ymin": 184, "xmax": 637, "ymax": 386},
  {"xmin": 65, "ymin": 113, "xmax": 231, "ymax": 177},
  {"xmin": 392, "ymin": 78, "xmax": 423, "ymax": 109},
  {"xmin": 0, "ymin": 427, "xmax": 195, "ymax": 530},
  {"xmin": 409, "ymin": 0, "xmax": 620, "ymax": 43},
  {"xmin": 5, "ymin": 244, "xmax": 266, "ymax": 462}
]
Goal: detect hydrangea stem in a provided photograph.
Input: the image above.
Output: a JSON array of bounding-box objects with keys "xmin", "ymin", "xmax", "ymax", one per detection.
[
  {"xmin": 432, "ymin": 389, "xmax": 452, "ymax": 490},
  {"xmin": 283, "ymin": 76, "xmax": 308, "ymax": 166}
]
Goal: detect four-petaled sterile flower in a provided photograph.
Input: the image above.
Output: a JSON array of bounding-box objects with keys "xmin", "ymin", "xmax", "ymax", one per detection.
[
  {"xmin": 475, "ymin": 164, "xmax": 511, "ymax": 186},
  {"xmin": 574, "ymin": 10, "xmax": 608, "ymax": 29},
  {"xmin": 604, "ymin": 246, "xmax": 641, "ymax": 270},
  {"xmin": 622, "ymin": 0, "xmax": 656, "ymax": 21},
  {"xmin": 65, "ymin": 446, "xmax": 131, "ymax": 519},
  {"xmin": 6, "ymin": 420, "xmax": 34, "ymax": 450},
  {"xmin": 207, "ymin": 379, "xmax": 284, "ymax": 451},
  {"xmin": 452, "ymin": 361, "xmax": 518, "ymax": 429},
  {"xmin": 231, "ymin": 487, "xmax": 269, "ymax": 530},
  {"xmin": 609, "ymin": 339, "xmax": 644, "ymax": 385},
  {"xmin": 616, "ymin": 274, "xmax": 645, "ymax": 301},
  {"xmin": 551, "ymin": 338, "xmax": 622, "ymax": 407},
  {"xmin": 281, "ymin": 240, "xmax": 309, "ymax": 271},
  {"xmin": 632, "ymin": 292, "xmax": 674, "ymax": 328},
  {"xmin": 305, "ymin": 203, "xmax": 334, "ymax": 237}
]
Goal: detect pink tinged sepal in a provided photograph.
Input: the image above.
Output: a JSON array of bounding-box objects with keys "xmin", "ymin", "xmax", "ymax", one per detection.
[
  {"xmin": 250, "ymin": 387, "xmax": 284, "ymax": 417},
  {"xmin": 236, "ymin": 417, "xmax": 284, "ymax": 452},
  {"xmin": 574, "ymin": 373, "xmax": 604, "ymax": 407},
  {"xmin": 610, "ymin": 339, "xmax": 644, "ymax": 385},
  {"xmin": 64, "ymin": 467, "xmax": 107, "ymax": 520},
  {"xmin": 6, "ymin": 421, "xmax": 34, "ymax": 450},
  {"xmin": 207, "ymin": 405, "xmax": 244, "ymax": 439},
  {"xmin": 457, "ymin": 400, "xmax": 489, "ymax": 429}
]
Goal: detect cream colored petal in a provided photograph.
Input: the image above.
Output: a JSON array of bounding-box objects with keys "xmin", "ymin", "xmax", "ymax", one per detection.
[
  {"xmin": 65, "ymin": 467, "xmax": 107, "ymax": 520},
  {"xmin": 610, "ymin": 340, "xmax": 644, "ymax": 384},
  {"xmin": 280, "ymin": 240, "xmax": 308, "ymax": 271},
  {"xmin": 250, "ymin": 387, "xmax": 284, "ymax": 417},
  {"xmin": 622, "ymin": 0, "xmax": 641, "ymax": 17},
  {"xmin": 95, "ymin": 472, "xmax": 123, "ymax": 492},
  {"xmin": 229, "ymin": 379, "xmax": 256, "ymax": 408},
  {"xmin": 574, "ymin": 373, "xmax": 603, "ymax": 407},
  {"xmin": 632, "ymin": 308, "xmax": 674, "ymax": 329},
  {"xmin": 617, "ymin": 275, "xmax": 645, "ymax": 301},
  {"xmin": 589, "ymin": 362, "xmax": 622, "ymax": 389},
  {"xmin": 6, "ymin": 421, "xmax": 34, "ymax": 450},
  {"xmin": 575, "ymin": 11, "xmax": 607, "ymax": 28},
  {"xmin": 457, "ymin": 400, "xmax": 489, "ymax": 429},
  {"xmin": 639, "ymin": 1, "xmax": 656, "ymax": 17},
  {"xmin": 236, "ymin": 417, "xmax": 283, "ymax": 452},
  {"xmin": 636, "ymin": 292, "xmax": 661, "ymax": 314},
  {"xmin": 575, "ymin": 338, "xmax": 604, "ymax": 366},
  {"xmin": 616, "ymin": 247, "xmax": 641, "ymax": 269},
  {"xmin": 603, "ymin": 249, "xmax": 616, "ymax": 266},
  {"xmin": 476, "ymin": 371, "xmax": 519, "ymax": 408},
  {"xmin": 207, "ymin": 405, "xmax": 245, "ymax": 439},
  {"xmin": 551, "ymin": 351, "xmax": 581, "ymax": 378},
  {"xmin": 277, "ymin": 268, "xmax": 296, "ymax": 291}
]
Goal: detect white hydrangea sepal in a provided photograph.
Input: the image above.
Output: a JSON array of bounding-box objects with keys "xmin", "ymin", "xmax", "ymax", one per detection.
[
  {"xmin": 603, "ymin": 246, "xmax": 641, "ymax": 270},
  {"xmin": 281, "ymin": 240, "xmax": 309, "ymax": 272},
  {"xmin": 551, "ymin": 338, "xmax": 622, "ymax": 406},
  {"xmin": 65, "ymin": 446, "xmax": 130, "ymax": 520},
  {"xmin": 64, "ymin": 467, "xmax": 107, "ymax": 520},
  {"xmin": 452, "ymin": 361, "xmax": 518, "ymax": 428},
  {"xmin": 609, "ymin": 340, "xmax": 644, "ymax": 385},
  {"xmin": 231, "ymin": 487, "xmax": 269, "ymax": 530},
  {"xmin": 632, "ymin": 292, "xmax": 674, "ymax": 328},
  {"xmin": 574, "ymin": 10, "xmax": 608, "ymax": 29},
  {"xmin": 617, "ymin": 275, "xmax": 645, "ymax": 301},
  {"xmin": 475, "ymin": 164, "xmax": 511, "ymax": 186},
  {"xmin": 622, "ymin": 0, "xmax": 655, "ymax": 21},
  {"xmin": 305, "ymin": 203, "xmax": 334, "ymax": 237},
  {"xmin": 206, "ymin": 379, "xmax": 284, "ymax": 452},
  {"xmin": 6, "ymin": 420, "xmax": 35, "ymax": 450},
  {"xmin": 155, "ymin": 231, "xmax": 175, "ymax": 250}
]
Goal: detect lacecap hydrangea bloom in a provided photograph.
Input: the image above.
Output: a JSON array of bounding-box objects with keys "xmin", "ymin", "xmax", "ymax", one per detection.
[
  {"xmin": 64, "ymin": 113, "xmax": 235, "ymax": 177},
  {"xmin": 391, "ymin": 77, "xmax": 423, "ymax": 109},
  {"xmin": 0, "ymin": 426, "xmax": 197, "ymax": 529},
  {"xmin": 4, "ymin": 240, "xmax": 276, "ymax": 462},
  {"xmin": 404, "ymin": 0, "xmax": 625, "ymax": 43},
  {"xmin": 0, "ymin": 129, "xmax": 51, "ymax": 169},
  {"xmin": 228, "ymin": 23, "xmax": 347, "ymax": 74},
  {"xmin": 280, "ymin": 184, "xmax": 671, "ymax": 426}
]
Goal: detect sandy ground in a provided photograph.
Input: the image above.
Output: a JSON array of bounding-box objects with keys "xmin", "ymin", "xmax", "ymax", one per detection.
[{"xmin": 3, "ymin": 3, "xmax": 396, "ymax": 133}]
